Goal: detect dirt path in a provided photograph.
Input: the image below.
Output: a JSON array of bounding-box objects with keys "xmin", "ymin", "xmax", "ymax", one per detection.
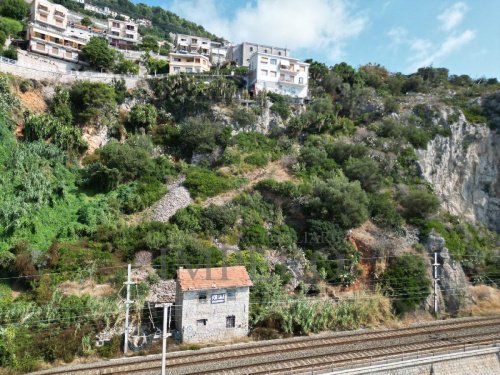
[{"xmin": 202, "ymin": 160, "xmax": 295, "ymax": 207}]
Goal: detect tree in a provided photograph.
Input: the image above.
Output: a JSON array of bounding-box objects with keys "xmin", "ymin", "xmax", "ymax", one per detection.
[
  {"xmin": 113, "ymin": 56, "xmax": 139, "ymax": 75},
  {"xmin": 49, "ymin": 86, "xmax": 73, "ymax": 124},
  {"xmin": 380, "ymin": 254, "xmax": 431, "ymax": 314},
  {"xmin": 0, "ymin": 17, "xmax": 23, "ymax": 36},
  {"xmin": 0, "ymin": 0, "xmax": 28, "ymax": 20},
  {"xmin": 70, "ymin": 81, "xmax": 117, "ymax": 124},
  {"xmin": 81, "ymin": 37, "xmax": 116, "ymax": 71},
  {"xmin": 80, "ymin": 16, "xmax": 93, "ymax": 27}
]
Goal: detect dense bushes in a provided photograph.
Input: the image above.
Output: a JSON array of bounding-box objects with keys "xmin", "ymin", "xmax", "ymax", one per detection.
[
  {"xmin": 379, "ymin": 254, "xmax": 431, "ymax": 314},
  {"xmin": 183, "ymin": 167, "xmax": 244, "ymax": 199}
]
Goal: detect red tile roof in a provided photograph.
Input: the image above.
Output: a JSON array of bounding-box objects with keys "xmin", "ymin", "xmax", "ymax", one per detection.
[{"xmin": 177, "ymin": 266, "xmax": 253, "ymax": 291}]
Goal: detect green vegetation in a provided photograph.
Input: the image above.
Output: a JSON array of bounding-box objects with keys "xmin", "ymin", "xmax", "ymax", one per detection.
[
  {"xmin": 0, "ymin": 0, "xmax": 28, "ymax": 21},
  {"xmin": 0, "ymin": 48, "xmax": 499, "ymax": 370},
  {"xmin": 379, "ymin": 254, "xmax": 431, "ymax": 314}
]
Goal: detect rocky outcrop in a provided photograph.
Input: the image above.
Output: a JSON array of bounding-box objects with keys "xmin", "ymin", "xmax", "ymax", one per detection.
[
  {"xmin": 426, "ymin": 230, "xmax": 472, "ymax": 315},
  {"xmin": 417, "ymin": 110, "xmax": 500, "ymax": 231},
  {"xmin": 151, "ymin": 178, "xmax": 192, "ymax": 223}
]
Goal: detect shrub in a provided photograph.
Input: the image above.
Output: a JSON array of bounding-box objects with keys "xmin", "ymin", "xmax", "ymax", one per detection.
[
  {"xmin": 184, "ymin": 167, "xmax": 244, "ymax": 199},
  {"xmin": 244, "ymin": 152, "xmax": 269, "ymax": 167},
  {"xmin": 239, "ymin": 223, "xmax": 268, "ymax": 249},
  {"xmin": 343, "ymin": 157, "xmax": 382, "ymax": 192},
  {"xmin": 400, "ymin": 188, "xmax": 440, "ymax": 219},
  {"xmin": 306, "ymin": 175, "xmax": 369, "ymax": 230},
  {"xmin": 379, "ymin": 254, "xmax": 431, "ymax": 314},
  {"xmin": 127, "ymin": 103, "xmax": 157, "ymax": 132},
  {"xmin": 0, "ymin": 0, "xmax": 28, "ymax": 21},
  {"xmin": 369, "ymin": 193, "xmax": 403, "ymax": 230},
  {"xmin": 116, "ymin": 179, "xmax": 167, "ymax": 214}
]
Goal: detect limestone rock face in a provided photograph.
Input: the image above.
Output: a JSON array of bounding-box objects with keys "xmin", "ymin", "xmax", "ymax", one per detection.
[
  {"xmin": 426, "ymin": 230, "xmax": 472, "ymax": 315},
  {"xmin": 417, "ymin": 111, "xmax": 500, "ymax": 231}
]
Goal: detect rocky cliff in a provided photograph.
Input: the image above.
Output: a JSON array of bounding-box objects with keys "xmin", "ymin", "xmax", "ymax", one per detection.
[{"xmin": 417, "ymin": 111, "xmax": 499, "ymax": 232}]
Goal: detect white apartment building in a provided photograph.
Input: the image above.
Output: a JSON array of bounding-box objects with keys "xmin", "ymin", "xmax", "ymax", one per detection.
[
  {"xmin": 84, "ymin": 3, "xmax": 117, "ymax": 18},
  {"xmin": 210, "ymin": 41, "xmax": 227, "ymax": 66},
  {"xmin": 175, "ymin": 267, "xmax": 252, "ymax": 343},
  {"xmin": 227, "ymin": 42, "xmax": 290, "ymax": 67},
  {"xmin": 107, "ymin": 18, "xmax": 139, "ymax": 48},
  {"xmin": 174, "ymin": 34, "xmax": 211, "ymax": 56},
  {"xmin": 248, "ymin": 52, "xmax": 309, "ymax": 99},
  {"xmin": 168, "ymin": 52, "xmax": 210, "ymax": 74}
]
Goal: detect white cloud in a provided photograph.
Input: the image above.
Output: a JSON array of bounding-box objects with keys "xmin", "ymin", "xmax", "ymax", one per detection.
[
  {"xmin": 437, "ymin": 2, "xmax": 468, "ymax": 31},
  {"xmin": 407, "ymin": 30, "xmax": 476, "ymax": 71},
  {"xmin": 170, "ymin": 0, "xmax": 367, "ymax": 62}
]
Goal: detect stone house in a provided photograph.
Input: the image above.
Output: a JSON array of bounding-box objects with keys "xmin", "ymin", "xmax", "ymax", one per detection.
[{"xmin": 175, "ymin": 266, "xmax": 252, "ymax": 343}]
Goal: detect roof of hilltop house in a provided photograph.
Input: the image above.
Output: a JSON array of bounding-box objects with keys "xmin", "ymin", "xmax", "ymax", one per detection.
[{"xmin": 177, "ymin": 266, "xmax": 253, "ymax": 291}]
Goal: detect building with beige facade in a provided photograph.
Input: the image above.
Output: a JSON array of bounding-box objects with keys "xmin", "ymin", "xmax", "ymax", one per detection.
[
  {"xmin": 168, "ymin": 52, "xmax": 211, "ymax": 74},
  {"xmin": 27, "ymin": 0, "xmax": 104, "ymax": 62},
  {"xmin": 107, "ymin": 18, "xmax": 139, "ymax": 49}
]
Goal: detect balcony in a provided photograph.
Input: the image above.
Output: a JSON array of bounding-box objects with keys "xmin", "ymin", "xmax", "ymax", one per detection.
[
  {"xmin": 37, "ymin": 6, "xmax": 49, "ymax": 14},
  {"xmin": 54, "ymin": 11, "xmax": 66, "ymax": 19},
  {"xmin": 280, "ymin": 65, "xmax": 299, "ymax": 74}
]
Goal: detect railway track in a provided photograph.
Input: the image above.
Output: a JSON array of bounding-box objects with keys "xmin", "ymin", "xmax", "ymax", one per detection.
[{"xmin": 30, "ymin": 316, "xmax": 500, "ymax": 375}]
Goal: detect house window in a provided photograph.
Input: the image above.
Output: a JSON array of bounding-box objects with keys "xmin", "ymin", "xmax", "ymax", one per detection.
[
  {"xmin": 111, "ymin": 31, "xmax": 119, "ymax": 36},
  {"xmin": 36, "ymin": 42, "xmax": 45, "ymax": 51},
  {"xmin": 126, "ymin": 25, "xmax": 135, "ymax": 30},
  {"xmin": 173, "ymin": 57, "xmax": 181, "ymax": 62},
  {"xmin": 197, "ymin": 319, "xmax": 207, "ymax": 327},
  {"xmin": 270, "ymin": 71, "xmax": 277, "ymax": 77},
  {"xmin": 249, "ymin": 47, "xmax": 253, "ymax": 52},
  {"xmin": 260, "ymin": 69, "xmax": 268, "ymax": 76},
  {"xmin": 226, "ymin": 315, "xmax": 235, "ymax": 328},
  {"xmin": 174, "ymin": 67, "xmax": 180, "ymax": 72},
  {"xmin": 186, "ymin": 67, "xmax": 193, "ymax": 73},
  {"xmin": 198, "ymin": 292, "xmax": 207, "ymax": 303},
  {"xmin": 270, "ymin": 58, "xmax": 277, "ymax": 65},
  {"xmin": 39, "ymin": 14, "xmax": 48, "ymax": 21},
  {"xmin": 264, "ymin": 49, "xmax": 268, "ymax": 53},
  {"xmin": 299, "ymin": 77, "xmax": 304, "ymax": 84},
  {"xmin": 227, "ymin": 289, "xmax": 236, "ymax": 300},
  {"xmin": 66, "ymin": 51, "xmax": 73, "ymax": 59},
  {"xmin": 192, "ymin": 38, "xmax": 197, "ymax": 43},
  {"xmin": 112, "ymin": 22, "xmax": 120, "ymax": 28},
  {"xmin": 126, "ymin": 34, "xmax": 134, "ymax": 39},
  {"xmin": 52, "ymin": 47, "xmax": 59, "ymax": 55},
  {"xmin": 278, "ymin": 51, "xmax": 282, "ymax": 56}
]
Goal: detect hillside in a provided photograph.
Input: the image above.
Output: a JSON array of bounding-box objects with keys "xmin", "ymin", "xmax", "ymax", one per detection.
[
  {"xmin": 52, "ymin": 0, "xmax": 223, "ymax": 42},
  {"xmin": 0, "ymin": 61, "xmax": 499, "ymax": 373}
]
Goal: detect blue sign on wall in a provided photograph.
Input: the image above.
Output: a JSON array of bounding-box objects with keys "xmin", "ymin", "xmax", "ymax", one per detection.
[{"xmin": 211, "ymin": 293, "xmax": 225, "ymax": 304}]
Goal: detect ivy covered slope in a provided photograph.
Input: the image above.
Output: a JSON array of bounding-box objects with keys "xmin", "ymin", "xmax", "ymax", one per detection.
[{"xmin": 0, "ymin": 61, "xmax": 499, "ymax": 372}]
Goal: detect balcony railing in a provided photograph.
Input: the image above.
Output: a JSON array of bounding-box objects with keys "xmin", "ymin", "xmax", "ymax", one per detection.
[{"xmin": 37, "ymin": 6, "xmax": 49, "ymax": 14}]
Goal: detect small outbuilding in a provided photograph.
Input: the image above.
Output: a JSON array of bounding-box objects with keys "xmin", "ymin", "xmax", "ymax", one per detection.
[{"xmin": 175, "ymin": 266, "xmax": 253, "ymax": 343}]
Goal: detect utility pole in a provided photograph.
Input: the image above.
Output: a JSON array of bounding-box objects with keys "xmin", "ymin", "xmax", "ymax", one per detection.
[
  {"xmin": 432, "ymin": 252, "xmax": 440, "ymax": 315},
  {"xmin": 158, "ymin": 303, "xmax": 172, "ymax": 375},
  {"xmin": 123, "ymin": 264, "xmax": 135, "ymax": 354}
]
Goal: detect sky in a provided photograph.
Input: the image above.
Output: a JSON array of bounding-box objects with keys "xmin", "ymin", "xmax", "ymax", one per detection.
[{"xmin": 135, "ymin": 0, "xmax": 500, "ymax": 78}]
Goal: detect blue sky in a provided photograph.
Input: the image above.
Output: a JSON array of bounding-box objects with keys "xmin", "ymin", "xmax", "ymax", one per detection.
[{"xmin": 135, "ymin": 0, "xmax": 500, "ymax": 78}]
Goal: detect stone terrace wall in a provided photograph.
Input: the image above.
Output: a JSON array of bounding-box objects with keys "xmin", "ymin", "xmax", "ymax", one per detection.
[{"xmin": 0, "ymin": 55, "xmax": 167, "ymax": 89}]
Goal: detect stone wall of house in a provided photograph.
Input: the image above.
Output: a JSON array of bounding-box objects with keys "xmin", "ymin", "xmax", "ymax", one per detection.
[{"xmin": 175, "ymin": 286, "xmax": 250, "ymax": 343}]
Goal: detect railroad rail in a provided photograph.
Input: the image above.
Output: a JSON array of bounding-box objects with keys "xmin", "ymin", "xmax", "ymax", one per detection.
[{"xmin": 30, "ymin": 315, "xmax": 500, "ymax": 375}]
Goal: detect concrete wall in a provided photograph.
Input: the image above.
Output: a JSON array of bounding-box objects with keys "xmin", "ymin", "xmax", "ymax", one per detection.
[{"xmin": 175, "ymin": 286, "xmax": 250, "ymax": 343}]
